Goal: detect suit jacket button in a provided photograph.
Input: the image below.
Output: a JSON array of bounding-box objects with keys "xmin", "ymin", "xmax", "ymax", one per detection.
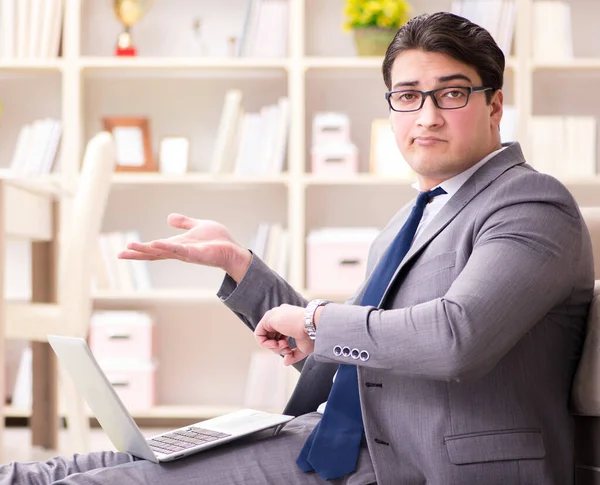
[
  {"xmin": 360, "ymin": 350, "xmax": 370, "ymax": 361},
  {"xmin": 351, "ymin": 348, "xmax": 360, "ymax": 359},
  {"xmin": 333, "ymin": 345, "xmax": 342, "ymax": 356},
  {"xmin": 342, "ymin": 346, "xmax": 351, "ymax": 357}
]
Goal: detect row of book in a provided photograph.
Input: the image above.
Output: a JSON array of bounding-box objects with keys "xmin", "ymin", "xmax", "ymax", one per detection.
[
  {"xmin": 530, "ymin": 116, "xmax": 598, "ymax": 177},
  {"xmin": 237, "ymin": 0, "xmax": 288, "ymax": 58},
  {"xmin": 532, "ymin": 1, "xmax": 572, "ymax": 60},
  {"xmin": 9, "ymin": 118, "xmax": 62, "ymax": 177},
  {"xmin": 249, "ymin": 222, "xmax": 289, "ymax": 279},
  {"xmin": 451, "ymin": 0, "xmax": 516, "ymax": 56},
  {"xmin": 93, "ymin": 231, "xmax": 152, "ymax": 293},
  {"xmin": 1, "ymin": 0, "xmax": 63, "ymax": 59},
  {"xmin": 210, "ymin": 90, "xmax": 289, "ymax": 176}
]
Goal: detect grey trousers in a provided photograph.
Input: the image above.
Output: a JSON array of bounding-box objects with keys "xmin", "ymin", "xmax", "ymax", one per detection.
[{"xmin": 0, "ymin": 413, "xmax": 376, "ymax": 485}]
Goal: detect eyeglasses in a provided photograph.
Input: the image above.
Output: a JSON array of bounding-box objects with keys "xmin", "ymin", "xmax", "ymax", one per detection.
[{"xmin": 385, "ymin": 86, "xmax": 493, "ymax": 112}]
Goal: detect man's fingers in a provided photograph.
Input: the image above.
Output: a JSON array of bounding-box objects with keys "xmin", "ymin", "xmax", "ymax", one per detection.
[
  {"xmin": 283, "ymin": 350, "xmax": 306, "ymax": 366},
  {"xmin": 150, "ymin": 240, "xmax": 186, "ymax": 255},
  {"xmin": 118, "ymin": 249, "xmax": 164, "ymax": 261},
  {"xmin": 168, "ymin": 213, "xmax": 196, "ymax": 231}
]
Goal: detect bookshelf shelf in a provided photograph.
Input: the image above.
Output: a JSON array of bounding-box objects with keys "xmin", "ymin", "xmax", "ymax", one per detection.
[
  {"xmin": 303, "ymin": 56, "xmax": 384, "ymax": 70},
  {"xmin": 110, "ymin": 173, "xmax": 291, "ymax": 186},
  {"xmin": 303, "ymin": 173, "xmax": 415, "ymax": 186},
  {"xmin": 93, "ymin": 288, "xmax": 219, "ymax": 303},
  {"xmin": 532, "ymin": 58, "xmax": 600, "ymax": 70},
  {"xmin": 0, "ymin": 59, "xmax": 64, "ymax": 73},
  {"xmin": 79, "ymin": 57, "xmax": 290, "ymax": 72}
]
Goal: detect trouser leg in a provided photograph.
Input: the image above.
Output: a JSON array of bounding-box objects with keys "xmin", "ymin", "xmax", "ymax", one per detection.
[{"xmin": 51, "ymin": 413, "xmax": 376, "ymax": 485}]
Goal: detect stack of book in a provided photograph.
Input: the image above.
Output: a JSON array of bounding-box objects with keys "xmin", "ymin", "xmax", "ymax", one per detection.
[
  {"xmin": 210, "ymin": 90, "xmax": 289, "ymax": 176},
  {"xmin": 93, "ymin": 231, "xmax": 152, "ymax": 293},
  {"xmin": 529, "ymin": 116, "xmax": 597, "ymax": 177},
  {"xmin": 9, "ymin": 118, "xmax": 62, "ymax": 177},
  {"xmin": 532, "ymin": 1, "xmax": 573, "ymax": 61},
  {"xmin": 237, "ymin": 0, "xmax": 289, "ymax": 58},
  {"xmin": 451, "ymin": 0, "xmax": 516, "ymax": 55},
  {"xmin": 249, "ymin": 222, "xmax": 289, "ymax": 278},
  {"xmin": 1, "ymin": 0, "xmax": 64, "ymax": 59}
]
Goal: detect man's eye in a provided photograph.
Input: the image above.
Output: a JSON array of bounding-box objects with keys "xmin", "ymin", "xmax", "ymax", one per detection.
[
  {"xmin": 445, "ymin": 90, "xmax": 465, "ymax": 98},
  {"xmin": 399, "ymin": 93, "xmax": 417, "ymax": 101}
]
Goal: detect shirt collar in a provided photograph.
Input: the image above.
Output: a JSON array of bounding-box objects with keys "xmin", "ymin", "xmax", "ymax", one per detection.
[{"xmin": 412, "ymin": 146, "xmax": 507, "ymax": 197}]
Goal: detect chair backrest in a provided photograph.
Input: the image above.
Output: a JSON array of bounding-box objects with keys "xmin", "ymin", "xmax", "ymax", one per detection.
[
  {"xmin": 58, "ymin": 131, "xmax": 115, "ymax": 336},
  {"xmin": 571, "ymin": 281, "xmax": 600, "ymax": 415},
  {"xmin": 581, "ymin": 207, "xmax": 600, "ymax": 278}
]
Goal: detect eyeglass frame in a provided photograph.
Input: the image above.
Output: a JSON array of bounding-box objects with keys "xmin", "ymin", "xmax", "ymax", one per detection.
[{"xmin": 384, "ymin": 85, "xmax": 494, "ymax": 112}]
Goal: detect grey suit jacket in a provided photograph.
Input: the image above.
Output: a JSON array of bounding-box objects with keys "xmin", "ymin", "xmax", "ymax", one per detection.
[{"xmin": 218, "ymin": 142, "xmax": 595, "ymax": 485}]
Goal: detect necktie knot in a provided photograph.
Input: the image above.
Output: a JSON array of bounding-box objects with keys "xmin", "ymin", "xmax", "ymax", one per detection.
[{"xmin": 416, "ymin": 186, "xmax": 447, "ymax": 209}]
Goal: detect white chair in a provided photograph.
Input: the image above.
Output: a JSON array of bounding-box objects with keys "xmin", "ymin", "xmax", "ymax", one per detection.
[{"xmin": 5, "ymin": 131, "xmax": 116, "ymax": 453}]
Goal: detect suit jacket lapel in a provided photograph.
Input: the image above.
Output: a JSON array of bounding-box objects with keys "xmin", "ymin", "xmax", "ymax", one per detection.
[{"xmin": 377, "ymin": 142, "xmax": 528, "ymax": 305}]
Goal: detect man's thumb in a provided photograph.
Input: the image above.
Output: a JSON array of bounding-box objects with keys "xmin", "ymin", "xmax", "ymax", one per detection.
[{"xmin": 168, "ymin": 213, "xmax": 195, "ymax": 230}]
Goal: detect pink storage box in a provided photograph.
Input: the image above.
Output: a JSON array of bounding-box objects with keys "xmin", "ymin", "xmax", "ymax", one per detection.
[
  {"xmin": 89, "ymin": 311, "xmax": 155, "ymax": 362},
  {"xmin": 306, "ymin": 228, "xmax": 380, "ymax": 293},
  {"xmin": 312, "ymin": 112, "xmax": 351, "ymax": 146},
  {"xmin": 311, "ymin": 143, "xmax": 358, "ymax": 176},
  {"xmin": 101, "ymin": 361, "xmax": 156, "ymax": 410}
]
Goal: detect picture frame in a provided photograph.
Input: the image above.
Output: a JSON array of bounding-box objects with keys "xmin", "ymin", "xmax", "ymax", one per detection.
[
  {"xmin": 102, "ymin": 117, "xmax": 156, "ymax": 172},
  {"xmin": 369, "ymin": 118, "xmax": 413, "ymax": 178},
  {"xmin": 159, "ymin": 136, "xmax": 190, "ymax": 174}
]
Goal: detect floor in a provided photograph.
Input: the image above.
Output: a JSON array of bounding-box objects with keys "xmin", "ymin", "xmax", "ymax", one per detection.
[{"xmin": 3, "ymin": 426, "xmax": 169, "ymax": 463}]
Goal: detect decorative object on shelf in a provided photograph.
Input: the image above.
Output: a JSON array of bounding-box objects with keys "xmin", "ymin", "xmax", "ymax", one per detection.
[
  {"xmin": 111, "ymin": 0, "xmax": 153, "ymax": 56},
  {"xmin": 344, "ymin": 0, "xmax": 412, "ymax": 56},
  {"xmin": 369, "ymin": 118, "xmax": 413, "ymax": 178},
  {"xmin": 311, "ymin": 112, "xmax": 358, "ymax": 176},
  {"xmin": 102, "ymin": 117, "xmax": 156, "ymax": 172},
  {"xmin": 159, "ymin": 136, "xmax": 190, "ymax": 175},
  {"xmin": 228, "ymin": 36, "xmax": 238, "ymax": 57},
  {"xmin": 192, "ymin": 17, "xmax": 207, "ymax": 56}
]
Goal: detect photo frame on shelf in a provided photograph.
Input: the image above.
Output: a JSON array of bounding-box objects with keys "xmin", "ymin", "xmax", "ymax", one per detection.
[
  {"xmin": 159, "ymin": 136, "xmax": 190, "ymax": 174},
  {"xmin": 102, "ymin": 117, "xmax": 156, "ymax": 171},
  {"xmin": 369, "ymin": 119, "xmax": 413, "ymax": 178}
]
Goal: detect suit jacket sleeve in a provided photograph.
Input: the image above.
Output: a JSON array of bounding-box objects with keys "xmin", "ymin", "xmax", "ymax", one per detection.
[
  {"xmin": 217, "ymin": 252, "xmax": 309, "ymax": 332},
  {"xmin": 313, "ymin": 177, "xmax": 587, "ymax": 381}
]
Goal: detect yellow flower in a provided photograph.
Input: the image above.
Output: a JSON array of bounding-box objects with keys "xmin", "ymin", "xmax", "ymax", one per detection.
[{"xmin": 343, "ymin": 0, "xmax": 412, "ymax": 31}]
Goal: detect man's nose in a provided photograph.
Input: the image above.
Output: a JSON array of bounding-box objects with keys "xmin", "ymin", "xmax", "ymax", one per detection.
[{"xmin": 416, "ymin": 94, "xmax": 444, "ymax": 128}]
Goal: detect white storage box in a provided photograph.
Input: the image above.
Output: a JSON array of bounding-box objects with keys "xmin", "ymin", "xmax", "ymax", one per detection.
[
  {"xmin": 306, "ymin": 227, "xmax": 380, "ymax": 293},
  {"xmin": 89, "ymin": 311, "xmax": 156, "ymax": 362},
  {"xmin": 311, "ymin": 142, "xmax": 358, "ymax": 176},
  {"xmin": 312, "ymin": 112, "xmax": 351, "ymax": 146},
  {"xmin": 100, "ymin": 360, "xmax": 157, "ymax": 411}
]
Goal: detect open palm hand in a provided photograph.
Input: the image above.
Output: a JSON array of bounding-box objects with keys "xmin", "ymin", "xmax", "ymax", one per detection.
[{"xmin": 118, "ymin": 213, "xmax": 249, "ymax": 277}]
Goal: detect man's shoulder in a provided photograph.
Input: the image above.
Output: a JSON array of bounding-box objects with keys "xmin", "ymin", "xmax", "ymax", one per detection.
[{"xmin": 485, "ymin": 161, "xmax": 578, "ymax": 211}]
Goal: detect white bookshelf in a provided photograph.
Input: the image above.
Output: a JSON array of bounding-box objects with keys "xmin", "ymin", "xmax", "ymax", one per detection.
[{"xmin": 2, "ymin": 0, "xmax": 600, "ymax": 424}]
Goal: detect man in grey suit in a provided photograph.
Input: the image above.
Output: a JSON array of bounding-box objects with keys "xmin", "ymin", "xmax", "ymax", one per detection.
[{"xmin": 1, "ymin": 11, "xmax": 594, "ymax": 485}]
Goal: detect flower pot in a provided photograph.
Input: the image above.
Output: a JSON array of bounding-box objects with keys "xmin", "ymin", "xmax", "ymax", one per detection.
[{"xmin": 352, "ymin": 27, "xmax": 397, "ymax": 56}]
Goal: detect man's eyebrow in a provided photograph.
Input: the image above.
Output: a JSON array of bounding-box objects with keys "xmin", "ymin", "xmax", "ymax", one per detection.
[{"xmin": 391, "ymin": 73, "xmax": 473, "ymax": 90}]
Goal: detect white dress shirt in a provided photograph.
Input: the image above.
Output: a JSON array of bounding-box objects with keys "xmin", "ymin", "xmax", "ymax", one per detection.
[{"xmin": 315, "ymin": 146, "xmax": 506, "ymax": 414}]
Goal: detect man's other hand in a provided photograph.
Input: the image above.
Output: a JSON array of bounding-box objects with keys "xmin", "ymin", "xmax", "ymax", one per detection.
[{"xmin": 255, "ymin": 304, "xmax": 315, "ymax": 366}]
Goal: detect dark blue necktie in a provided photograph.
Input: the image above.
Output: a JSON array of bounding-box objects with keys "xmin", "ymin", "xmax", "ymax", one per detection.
[{"xmin": 297, "ymin": 187, "xmax": 447, "ymax": 480}]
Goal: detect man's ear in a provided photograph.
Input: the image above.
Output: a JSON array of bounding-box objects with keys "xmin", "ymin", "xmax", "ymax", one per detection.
[{"xmin": 490, "ymin": 89, "xmax": 503, "ymax": 127}]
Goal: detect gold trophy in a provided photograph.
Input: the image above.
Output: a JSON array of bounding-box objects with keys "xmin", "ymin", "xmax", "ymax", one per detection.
[{"xmin": 112, "ymin": 0, "xmax": 153, "ymax": 56}]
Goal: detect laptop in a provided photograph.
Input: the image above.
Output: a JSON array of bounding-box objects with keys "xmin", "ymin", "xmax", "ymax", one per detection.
[{"xmin": 47, "ymin": 335, "xmax": 294, "ymax": 463}]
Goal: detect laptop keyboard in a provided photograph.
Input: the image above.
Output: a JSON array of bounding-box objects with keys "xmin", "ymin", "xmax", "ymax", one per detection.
[{"xmin": 147, "ymin": 427, "xmax": 232, "ymax": 455}]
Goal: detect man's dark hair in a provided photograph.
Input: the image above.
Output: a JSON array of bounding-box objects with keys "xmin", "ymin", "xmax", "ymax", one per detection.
[{"xmin": 382, "ymin": 12, "xmax": 505, "ymax": 103}]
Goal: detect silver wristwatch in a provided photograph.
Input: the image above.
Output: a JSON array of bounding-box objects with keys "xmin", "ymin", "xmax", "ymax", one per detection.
[{"xmin": 304, "ymin": 299, "xmax": 331, "ymax": 340}]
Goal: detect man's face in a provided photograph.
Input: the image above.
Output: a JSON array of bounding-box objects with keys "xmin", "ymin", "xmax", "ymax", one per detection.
[{"xmin": 388, "ymin": 49, "xmax": 503, "ymax": 189}]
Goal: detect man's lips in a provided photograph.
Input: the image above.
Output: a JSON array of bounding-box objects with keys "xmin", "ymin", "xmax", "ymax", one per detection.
[{"xmin": 413, "ymin": 136, "xmax": 446, "ymax": 145}]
